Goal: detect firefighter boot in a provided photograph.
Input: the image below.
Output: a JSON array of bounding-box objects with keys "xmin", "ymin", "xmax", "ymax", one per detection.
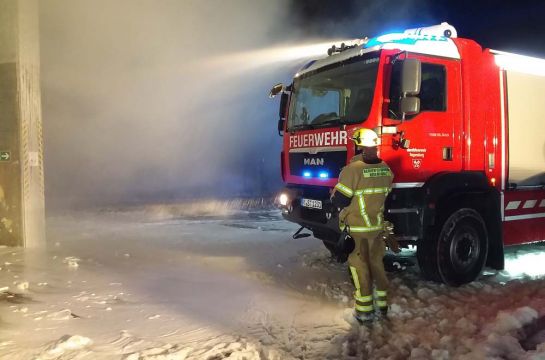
[
  {"xmin": 353, "ymin": 292, "xmax": 375, "ymax": 325},
  {"xmin": 377, "ymin": 307, "xmax": 388, "ymax": 319},
  {"xmin": 354, "ymin": 309, "xmax": 374, "ymax": 324}
]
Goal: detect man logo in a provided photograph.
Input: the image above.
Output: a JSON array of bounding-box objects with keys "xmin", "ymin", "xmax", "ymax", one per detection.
[{"xmin": 304, "ymin": 158, "xmax": 324, "ymax": 166}]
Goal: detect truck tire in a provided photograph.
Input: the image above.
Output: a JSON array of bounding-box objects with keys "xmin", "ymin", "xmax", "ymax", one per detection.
[
  {"xmin": 418, "ymin": 208, "xmax": 488, "ymax": 285},
  {"xmin": 437, "ymin": 208, "xmax": 488, "ymax": 285}
]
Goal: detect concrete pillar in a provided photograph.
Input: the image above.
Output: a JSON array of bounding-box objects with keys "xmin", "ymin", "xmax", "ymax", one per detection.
[{"xmin": 0, "ymin": 0, "xmax": 45, "ymax": 247}]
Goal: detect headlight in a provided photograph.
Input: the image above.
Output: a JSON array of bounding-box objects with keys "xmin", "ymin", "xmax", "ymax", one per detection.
[{"xmin": 279, "ymin": 193, "xmax": 289, "ymax": 206}]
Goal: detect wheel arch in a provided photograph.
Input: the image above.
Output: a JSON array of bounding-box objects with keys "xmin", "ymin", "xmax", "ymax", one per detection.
[{"xmin": 423, "ymin": 171, "xmax": 504, "ymax": 271}]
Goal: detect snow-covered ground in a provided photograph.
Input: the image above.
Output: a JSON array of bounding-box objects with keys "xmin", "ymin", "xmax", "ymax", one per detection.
[{"xmin": 2, "ymin": 201, "xmax": 545, "ymax": 359}]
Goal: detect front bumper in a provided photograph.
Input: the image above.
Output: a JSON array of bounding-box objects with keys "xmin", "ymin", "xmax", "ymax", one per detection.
[
  {"xmin": 277, "ymin": 185, "xmax": 341, "ymax": 241},
  {"xmin": 278, "ymin": 185, "xmax": 425, "ymax": 244}
]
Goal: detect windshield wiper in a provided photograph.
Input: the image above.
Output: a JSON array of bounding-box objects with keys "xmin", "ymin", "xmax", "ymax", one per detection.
[
  {"xmin": 289, "ymin": 117, "xmax": 352, "ymax": 131},
  {"xmin": 288, "ymin": 124, "xmax": 314, "ymax": 132},
  {"xmin": 313, "ymin": 118, "xmax": 345, "ymax": 128}
]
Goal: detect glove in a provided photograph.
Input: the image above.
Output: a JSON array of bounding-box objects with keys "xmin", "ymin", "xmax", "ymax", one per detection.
[
  {"xmin": 381, "ymin": 221, "xmax": 400, "ymax": 254},
  {"xmin": 384, "ymin": 234, "xmax": 401, "ymax": 254}
]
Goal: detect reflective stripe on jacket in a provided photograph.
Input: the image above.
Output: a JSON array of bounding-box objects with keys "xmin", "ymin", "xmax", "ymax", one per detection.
[{"xmin": 334, "ymin": 155, "xmax": 393, "ymax": 234}]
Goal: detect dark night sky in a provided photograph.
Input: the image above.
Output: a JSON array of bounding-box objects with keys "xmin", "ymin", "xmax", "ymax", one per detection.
[{"xmin": 289, "ymin": 0, "xmax": 545, "ymax": 57}]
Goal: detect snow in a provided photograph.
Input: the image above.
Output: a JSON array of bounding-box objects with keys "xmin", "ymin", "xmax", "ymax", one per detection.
[
  {"xmin": 39, "ymin": 335, "xmax": 93, "ymax": 359},
  {"xmin": 2, "ymin": 202, "xmax": 545, "ymax": 359}
]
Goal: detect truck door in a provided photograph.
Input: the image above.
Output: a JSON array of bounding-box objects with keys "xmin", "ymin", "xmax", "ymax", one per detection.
[{"xmin": 382, "ymin": 54, "xmax": 462, "ymax": 184}]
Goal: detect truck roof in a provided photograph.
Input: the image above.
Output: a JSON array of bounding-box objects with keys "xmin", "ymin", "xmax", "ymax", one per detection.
[
  {"xmin": 296, "ymin": 33, "xmax": 460, "ymax": 77},
  {"xmin": 296, "ymin": 22, "xmax": 545, "ymax": 79}
]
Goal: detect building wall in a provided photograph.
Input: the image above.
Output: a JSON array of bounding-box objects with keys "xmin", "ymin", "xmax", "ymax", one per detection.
[{"xmin": 0, "ymin": 0, "xmax": 45, "ymax": 247}]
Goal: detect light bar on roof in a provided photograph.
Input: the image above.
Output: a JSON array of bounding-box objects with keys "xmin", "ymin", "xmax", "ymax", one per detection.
[
  {"xmin": 404, "ymin": 22, "xmax": 457, "ymax": 38},
  {"xmin": 365, "ymin": 22, "xmax": 457, "ymax": 49}
]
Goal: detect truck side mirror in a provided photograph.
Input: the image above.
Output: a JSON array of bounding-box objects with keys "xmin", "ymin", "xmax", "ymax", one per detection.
[
  {"xmin": 279, "ymin": 93, "xmax": 288, "ymax": 118},
  {"xmin": 278, "ymin": 93, "xmax": 289, "ymax": 136},
  {"xmin": 278, "ymin": 119, "xmax": 285, "ymax": 136},
  {"xmin": 269, "ymin": 83, "xmax": 285, "ymax": 98},
  {"xmin": 401, "ymin": 59, "xmax": 421, "ymax": 96},
  {"xmin": 399, "ymin": 58, "xmax": 421, "ymax": 121},
  {"xmin": 400, "ymin": 97, "xmax": 420, "ymax": 116}
]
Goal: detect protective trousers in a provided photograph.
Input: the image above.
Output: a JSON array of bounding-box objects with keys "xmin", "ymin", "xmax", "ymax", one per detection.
[{"xmin": 348, "ymin": 233, "xmax": 388, "ymax": 315}]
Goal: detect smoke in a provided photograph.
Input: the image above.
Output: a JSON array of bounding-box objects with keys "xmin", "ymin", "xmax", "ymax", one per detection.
[
  {"xmin": 39, "ymin": 0, "xmax": 438, "ymax": 209},
  {"xmin": 40, "ymin": 0, "xmax": 309, "ymax": 208}
]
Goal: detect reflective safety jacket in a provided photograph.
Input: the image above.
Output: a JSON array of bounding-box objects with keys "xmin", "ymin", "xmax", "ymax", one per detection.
[{"xmin": 334, "ymin": 155, "xmax": 393, "ymax": 235}]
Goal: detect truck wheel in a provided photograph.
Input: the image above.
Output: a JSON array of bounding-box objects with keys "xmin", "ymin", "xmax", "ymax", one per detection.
[{"xmin": 437, "ymin": 208, "xmax": 488, "ymax": 286}]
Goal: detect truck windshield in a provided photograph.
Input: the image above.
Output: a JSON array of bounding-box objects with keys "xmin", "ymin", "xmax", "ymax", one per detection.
[{"xmin": 288, "ymin": 55, "xmax": 380, "ymax": 131}]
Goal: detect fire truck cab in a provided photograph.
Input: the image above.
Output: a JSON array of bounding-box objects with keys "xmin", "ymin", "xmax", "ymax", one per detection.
[{"xmin": 271, "ymin": 23, "xmax": 545, "ymax": 285}]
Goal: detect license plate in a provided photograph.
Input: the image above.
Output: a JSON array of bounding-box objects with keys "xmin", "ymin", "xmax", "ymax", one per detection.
[{"xmin": 301, "ymin": 198, "xmax": 322, "ymax": 210}]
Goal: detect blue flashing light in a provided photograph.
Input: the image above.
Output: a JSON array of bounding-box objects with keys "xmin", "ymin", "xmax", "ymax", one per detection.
[
  {"xmin": 365, "ymin": 32, "xmax": 448, "ymax": 49},
  {"xmin": 303, "ymin": 171, "xmax": 312, "ymax": 178},
  {"xmin": 318, "ymin": 172, "xmax": 329, "ymax": 179}
]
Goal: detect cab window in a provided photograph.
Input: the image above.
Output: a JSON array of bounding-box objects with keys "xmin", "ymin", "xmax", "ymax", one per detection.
[{"xmin": 388, "ymin": 62, "xmax": 446, "ymax": 119}]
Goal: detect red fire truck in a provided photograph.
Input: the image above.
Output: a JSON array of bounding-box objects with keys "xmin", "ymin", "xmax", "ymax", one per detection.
[{"xmin": 270, "ymin": 23, "xmax": 545, "ymax": 285}]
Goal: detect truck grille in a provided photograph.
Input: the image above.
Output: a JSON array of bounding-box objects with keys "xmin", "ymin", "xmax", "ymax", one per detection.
[{"xmin": 289, "ymin": 150, "xmax": 347, "ymax": 178}]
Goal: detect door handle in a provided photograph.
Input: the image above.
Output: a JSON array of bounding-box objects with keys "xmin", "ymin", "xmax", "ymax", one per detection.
[{"xmin": 442, "ymin": 147, "xmax": 453, "ymax": 161}]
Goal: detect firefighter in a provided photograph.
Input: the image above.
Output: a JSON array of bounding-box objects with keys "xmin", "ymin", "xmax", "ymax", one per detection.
[{"xmin": 331, "ymin": 128, "xmax": 394, "ymax": 323}]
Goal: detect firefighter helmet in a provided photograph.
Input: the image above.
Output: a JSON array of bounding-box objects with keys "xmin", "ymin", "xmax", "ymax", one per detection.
[{"xmin": 352, "ymin": 128, "xmax": 379, "ymax": 147}]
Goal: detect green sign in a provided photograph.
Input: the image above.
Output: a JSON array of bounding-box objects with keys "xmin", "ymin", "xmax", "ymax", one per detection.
[
  {"xmin": 363, "ymin": 167, "xmax": 392, "ymax": 178},
  {"xmin": 0, "ymin": 151, "xmax": 11, "ymax": 162}
]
